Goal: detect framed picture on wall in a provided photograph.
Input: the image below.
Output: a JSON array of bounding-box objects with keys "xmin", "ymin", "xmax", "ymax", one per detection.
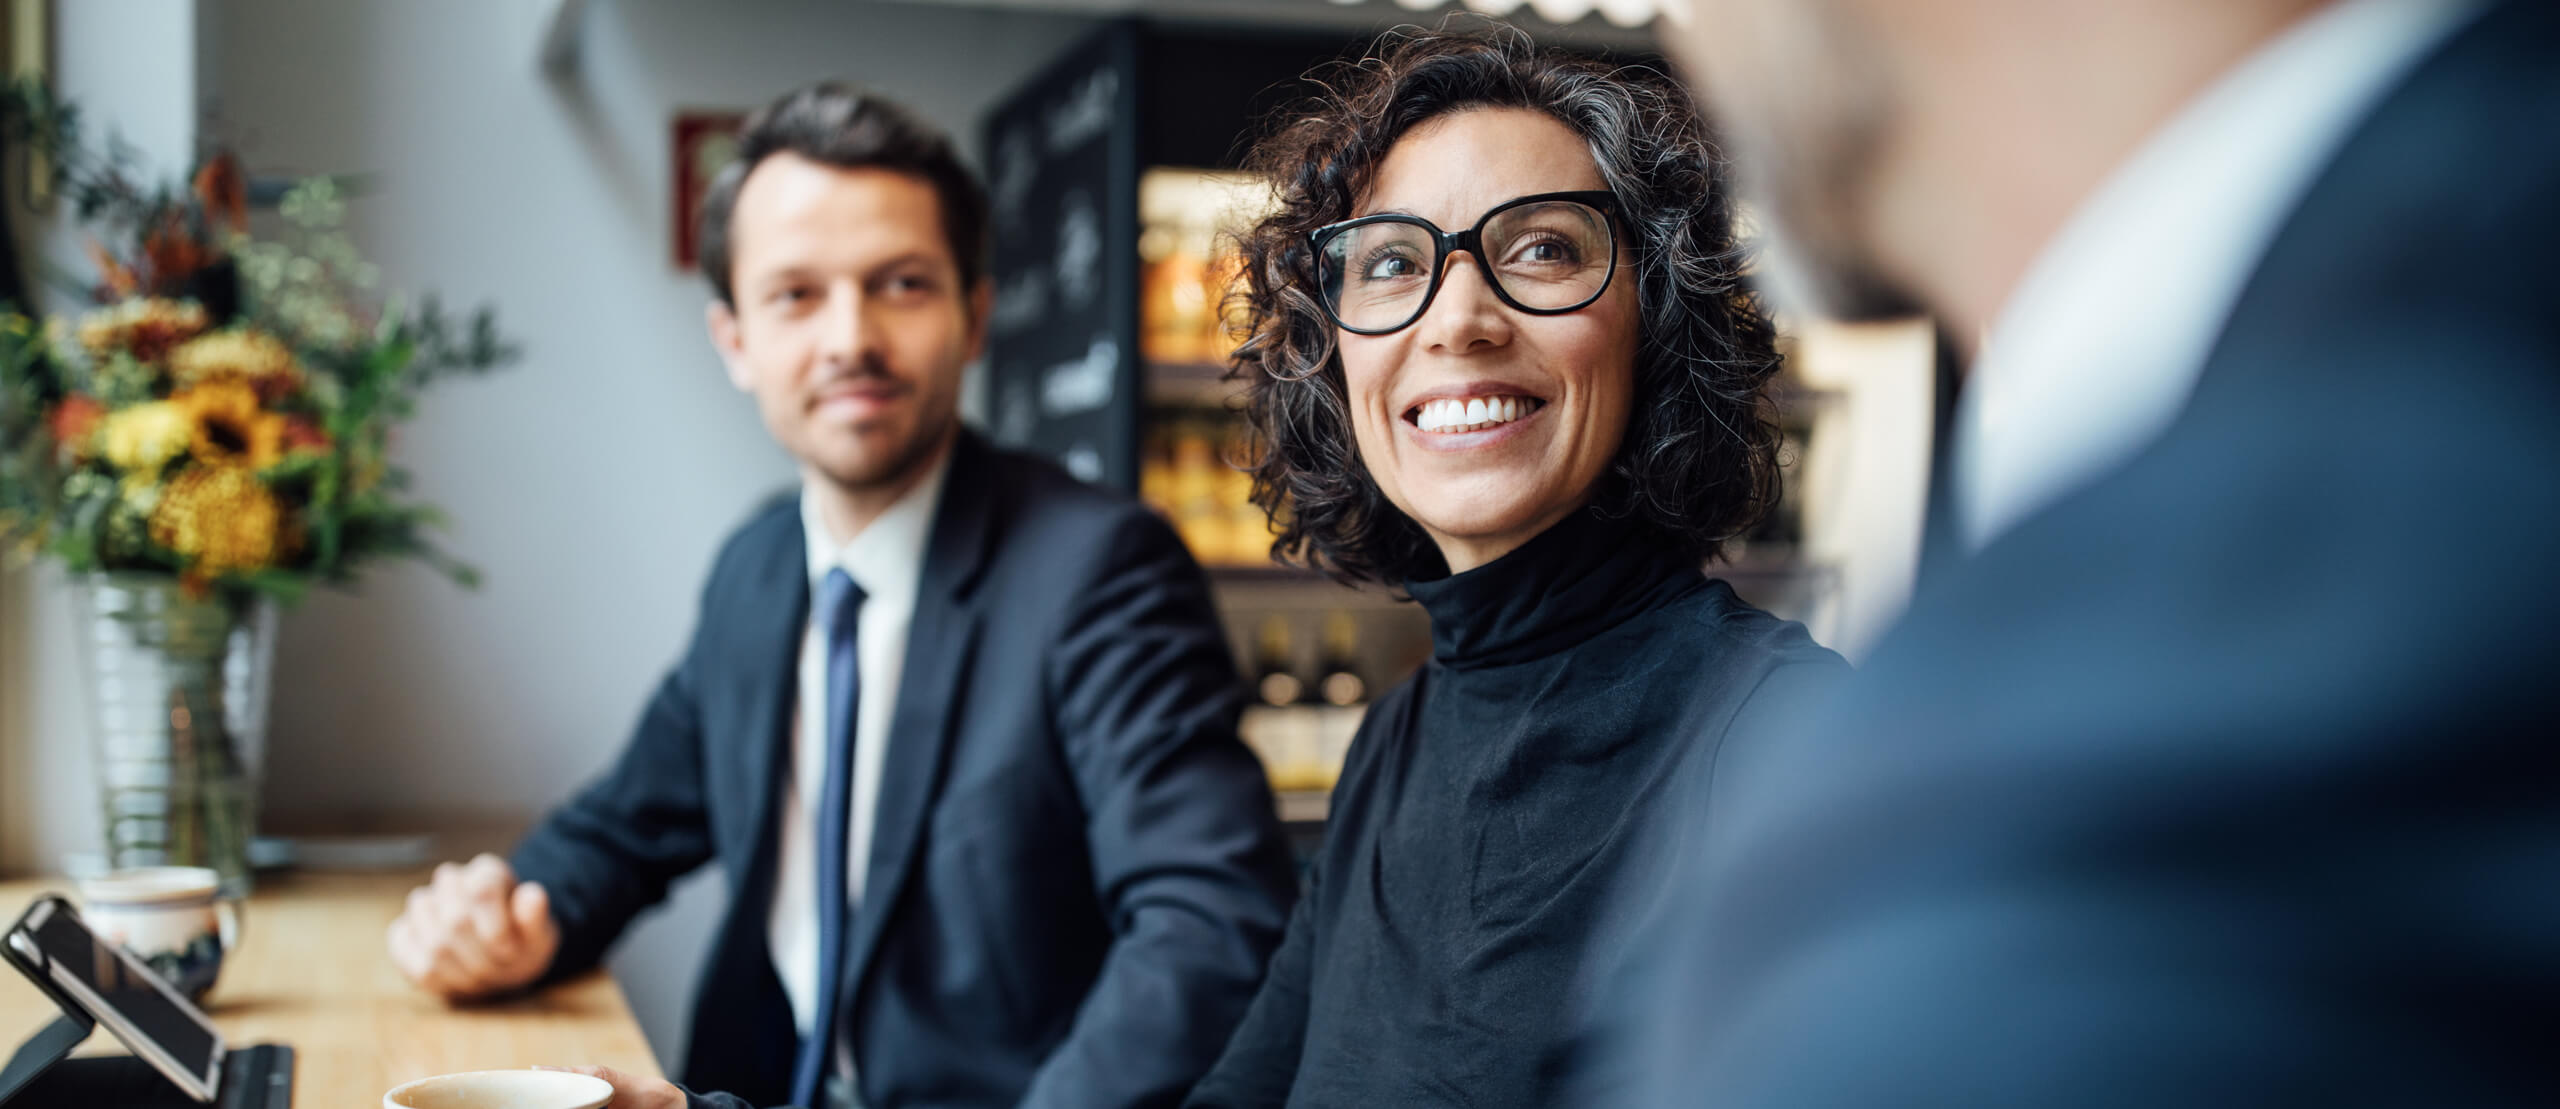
[{"xmin": 672, "ymin": 110, "xmax": 745, "ymax": 270}]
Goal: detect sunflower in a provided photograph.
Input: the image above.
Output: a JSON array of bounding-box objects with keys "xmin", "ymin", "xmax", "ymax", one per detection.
[
  {"xmin": 101, "ymin": 401, "xmax": 195, "ymax": 473},
  {"xmin": 149, "ymin": 463, "xmax": 287, "ymax": 576},
  {"xmin": 173, "ymin": 382, "xmax": 287, "ymax": 471},
  {"xmin": 168, "ymin": 329, "xmax": 303, "ymax": 399},
  {"xmin": 76, "ymin": 298, "xmax": 210, "ymax": 365}
]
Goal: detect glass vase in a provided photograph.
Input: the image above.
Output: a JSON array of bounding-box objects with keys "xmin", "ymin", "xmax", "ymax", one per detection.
[{"xmin": 73, "ymin": 575, "xmax": 275, "ymax": 900}]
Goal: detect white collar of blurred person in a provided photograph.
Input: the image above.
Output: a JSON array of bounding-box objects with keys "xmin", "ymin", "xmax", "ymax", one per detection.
[
  {"xmin": 1952, "ymin": 0, "xmax": 2489, "ymax": 551},
  {"xmin": 801, "ymin": 443, "xmax": 954, "ymax": 609}
]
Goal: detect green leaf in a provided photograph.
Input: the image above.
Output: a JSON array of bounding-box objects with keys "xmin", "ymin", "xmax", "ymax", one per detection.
[{"xmin": 230, "ymin": 569, "xmax": 310, "ymax": 607}]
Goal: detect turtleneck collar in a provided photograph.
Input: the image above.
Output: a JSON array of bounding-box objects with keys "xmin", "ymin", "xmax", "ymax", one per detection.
[{"xmin": 1403, "ymin": 506, "xmax": 1703, "ymax": 670}]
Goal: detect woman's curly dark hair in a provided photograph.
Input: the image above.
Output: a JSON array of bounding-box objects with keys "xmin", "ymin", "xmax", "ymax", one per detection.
[{"xmin": 1231, "ymin": 20, "xmax": 1784, "ymax": 584}]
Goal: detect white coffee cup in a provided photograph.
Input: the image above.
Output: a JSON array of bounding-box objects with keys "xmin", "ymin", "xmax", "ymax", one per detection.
[
  {"xmin": 382, "ymin": 1069, "xmax": 614, "ymax": 1109},
  {"xmin": 74, "ymin": 866, "xmax": 238, "ymax": 1002}
]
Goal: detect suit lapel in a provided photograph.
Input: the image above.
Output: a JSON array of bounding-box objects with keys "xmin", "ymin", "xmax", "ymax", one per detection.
[
  {"xmin": 839, "ymin": 432, "xmax": 1000, "ymax": 1019},
  {"xmin": 723, "ymin": 504, "xmax": 811, "ymax": 897}
]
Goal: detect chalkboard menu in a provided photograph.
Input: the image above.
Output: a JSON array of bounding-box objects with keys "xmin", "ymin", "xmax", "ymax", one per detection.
[{"xmin": 981, "ymin": 23, "xmax": 1143, "ymax": 491}]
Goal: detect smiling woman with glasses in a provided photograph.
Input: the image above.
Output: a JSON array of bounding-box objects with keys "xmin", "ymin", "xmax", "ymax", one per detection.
[{"xmin": 1184, "ymin": 21, "xmax": 1848, "ymax": 1109}]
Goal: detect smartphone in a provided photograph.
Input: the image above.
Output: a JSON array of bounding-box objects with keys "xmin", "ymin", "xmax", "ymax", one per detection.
[{"xmin": 4, "ymin": 895, "xmax": 224, "ymax": 1102}]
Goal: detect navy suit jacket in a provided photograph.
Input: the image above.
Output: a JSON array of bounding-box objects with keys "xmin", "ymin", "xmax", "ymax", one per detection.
[
  {"xmin": 511, "ymin": 431, "xmax": 1297, "ymax": 1109},
  {"xmin": 1611, "ymin": 3, "xmax": 2560, "ymax": 1104}
]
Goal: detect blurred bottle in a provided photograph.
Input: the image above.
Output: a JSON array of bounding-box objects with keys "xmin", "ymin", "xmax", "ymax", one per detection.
[
  {"xmin": 1169, "ymin": 420, "xmax": 1229, "ymax": 564},
  {"xmin": 1218, "ymin": 420, "xmax": 1266, "ymax": 567},
  {"xmin": 1142, "ymin": 226, "xmax": 1212, "ymax": 365},
  {"xmin": 1248, "ymin": 614, "xmax": 1328, "ymax": 792},
  {"xmin": 1204, "ymin": 244, "xmax": 1249, "ymax": 362},
  {"xmin": 1138, "ymin": 423, "xmax": 1177, "ymax": 519},
  {"xmin": 1316, "ymin": 610, "xmax": 1366, "ymax": 708},
  {"xmin": 1253, "ymin": 615, "xmax": 1303, "ymax": 708}
]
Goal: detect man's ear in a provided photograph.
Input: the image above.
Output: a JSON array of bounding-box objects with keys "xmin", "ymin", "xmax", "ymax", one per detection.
[{"xmin": 707, "ymin": 299, "xmax": 752, "ymax": 392}]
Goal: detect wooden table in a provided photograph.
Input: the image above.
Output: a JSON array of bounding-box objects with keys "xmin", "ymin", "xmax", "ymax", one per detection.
[{"xmin": 0, "ymin": 869, "xmax": 662, "ymax": 1105}]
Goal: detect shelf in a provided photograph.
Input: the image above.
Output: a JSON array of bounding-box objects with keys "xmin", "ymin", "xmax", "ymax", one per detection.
[
  {"xmin": 1274, "ymin": 789, "xmax": 1331, "ymax": 825},
  {"xmin": 1770, "ymin": 380, "xmax": 1844, "ymax": 417},
  {"xmin": 1208, "ymin": 568, "xmax": 1419, "ymax": 610},
  {"xmin": 1204, "ymin": 562, "xmax": 1335, "ymax": 583},
  {"xmin": 1145, "ymin": 360, "xmax": 1248, "ymax": 408}
]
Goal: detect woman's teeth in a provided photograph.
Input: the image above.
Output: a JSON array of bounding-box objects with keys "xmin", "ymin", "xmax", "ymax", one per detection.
[{"xmin": 1413, "ymin": 396, "xmax": 1540, "ymax": 433}]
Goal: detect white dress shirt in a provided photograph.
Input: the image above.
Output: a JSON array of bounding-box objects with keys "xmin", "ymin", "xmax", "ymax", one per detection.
[
  {"xmin": 1954, "ymin": 0, "xmax": 2488, "ymax": 550},
  {"xmin": 768, "ymin": 448, "xmax": 952, "ymax": 1052}
]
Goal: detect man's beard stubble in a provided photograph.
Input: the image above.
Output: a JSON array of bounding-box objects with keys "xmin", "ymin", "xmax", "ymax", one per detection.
[{"xmin": 810, "ymin": 354, "xmax": 958, "ymax": 495}]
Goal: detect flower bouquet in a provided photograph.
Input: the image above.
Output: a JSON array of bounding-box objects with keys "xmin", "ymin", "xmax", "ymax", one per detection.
[{"xmin": 1, "ymin": 82, "xmax": 515, "ymax": 894}]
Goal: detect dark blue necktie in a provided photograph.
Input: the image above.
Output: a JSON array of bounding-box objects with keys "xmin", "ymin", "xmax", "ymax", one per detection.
[{"xmin": 792, "ymin": 568, "xmax": 864, "ymax": 1108}]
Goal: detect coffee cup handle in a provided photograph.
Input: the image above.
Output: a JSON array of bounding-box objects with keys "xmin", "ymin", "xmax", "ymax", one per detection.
[{"xmin": 215, "ymin": 899, "xmax": 243, "ymax": 951}]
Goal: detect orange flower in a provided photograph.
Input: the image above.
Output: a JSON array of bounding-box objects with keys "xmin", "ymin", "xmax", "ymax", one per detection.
[
  {"xmin": 140, "ymin": 214, "xmax": 219, "ymax": 294},
  {"xmin": 193, "ymin": 153, "xmax": 249, "ymax": 234},
  {"xmin": 77, "ymin": 298, "xmax": 211, "ymax": 364},
  {"xmin": 86, "ymin": 240, "xmax": 140, "ymax": 302},
  {"xmin": 46, "ymin": 396, "xmax": 107, "ymax": 458},
  {"xmin": 149, "ymin": 463, "xmax": 287, "ymax": 577},
  {"xmin": 173, "ymin": 382, "xmax": 287, "ymax": 471}
]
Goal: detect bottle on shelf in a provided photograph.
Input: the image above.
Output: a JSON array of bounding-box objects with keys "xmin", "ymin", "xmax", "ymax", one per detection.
[
  {"xmin": 1205, "ymin": 244, "xmax": 1251, "ymax": 362},
  {"xmin": 1315, "ymin": 610, "xmax": 1366, "ymax": 708},
  {"xmin": 1240, "ymin": 614, "xmax": 1331, "ymax": 793},
  {"xmin": 1252, "ymin": 614, "xmax": 1303, "ymax": 708},
  {"xmin": 1138, "ymin": 423, "xmax": 1177, "ymax": 520},
  {"xmin": 1141, "ymin": 223, "xmax": 1212, "ymax": 365},
  {"xmin": 1168, "ymin": 420, "xmax": 1231, "ymax": 564},
  {"xmin": 1219, "ymin": 422, "xmax": 1267, "ymax": 568}
]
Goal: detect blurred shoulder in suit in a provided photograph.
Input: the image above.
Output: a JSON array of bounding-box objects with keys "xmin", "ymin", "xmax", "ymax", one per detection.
[{"xmin": 1597, "ymin": 0, "xmax": 2560, "ymax": 1103}]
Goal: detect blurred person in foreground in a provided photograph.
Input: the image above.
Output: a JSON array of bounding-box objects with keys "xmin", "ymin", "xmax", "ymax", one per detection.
[
  {"xmin": 1595, "ymin": 0, "xmax": 2560, "ymax": 1103},
  {"xmin": 386, "ymin": 83, "xmax": 1295, "ymax": 1109},
  {"xmin": 1183, "ymin": 25, "xmax": 1845, "ymax": 1108}
]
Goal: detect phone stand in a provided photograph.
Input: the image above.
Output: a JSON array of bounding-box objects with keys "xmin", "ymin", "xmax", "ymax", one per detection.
[{"xmin": 0, "ymin": 1011, "xmax": 92, "ymax": 1106}]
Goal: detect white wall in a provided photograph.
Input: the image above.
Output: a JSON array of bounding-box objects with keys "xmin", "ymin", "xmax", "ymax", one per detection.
[{"xmin": 207, "ymin": 0, "xmax": 1099, "ymax": 827}]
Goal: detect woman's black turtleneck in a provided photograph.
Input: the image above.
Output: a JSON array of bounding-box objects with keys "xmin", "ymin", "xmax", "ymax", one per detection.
[{"xmin": 1189, "ymin": 508, "xmax": 1846, "ymax": 1108}]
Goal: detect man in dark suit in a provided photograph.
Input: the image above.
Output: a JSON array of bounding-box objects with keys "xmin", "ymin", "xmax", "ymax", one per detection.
[
  {"xmin": 385, "ymin": 84, "xmax": 1296, "ymax": 1109},
  {"xmin": 1599, "ymin": 0, "xmax": 2560, "ymax": 1103}
]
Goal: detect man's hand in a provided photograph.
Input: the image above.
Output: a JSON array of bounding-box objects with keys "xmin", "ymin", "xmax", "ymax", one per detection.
[
  {"xmin": 549, "ymin": 1065, "xmax": 687, "ymax": 1109},
  {"xmin": 386, "ymin": 853, "xmax": 560, "ymax": 1000}
]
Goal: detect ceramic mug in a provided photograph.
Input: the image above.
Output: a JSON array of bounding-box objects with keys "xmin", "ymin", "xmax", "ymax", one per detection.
[
  {"xmin": 74, "ymin": 866, "xmax": 238, "ymax": 1003},
  {"xmin": 382, "ymin": 1069, "xmax": 615, "ymax": 1109}
]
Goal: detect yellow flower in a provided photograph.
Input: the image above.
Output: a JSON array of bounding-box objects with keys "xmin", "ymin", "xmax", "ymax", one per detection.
[
  {"xmin": 149, "ymin": 463, "xmax": 286, "ymax": 576},
  {"xmin": 168, "ymin": 329, "xmax": 303, "ymax": 398},
  {"xmin": 117, "ymin": 472, "xmax": 165, "ymax": 516},
  {"xmin": 173, "ymin": 382, "xmax": 287, "ymax": 471},
  {"xmin": 76, "ymin": 298, "xmax": 210, "ymax": 364},
  {"xmin": 101, "ymin": 402, "xmax": 195, "ymax": 473}
]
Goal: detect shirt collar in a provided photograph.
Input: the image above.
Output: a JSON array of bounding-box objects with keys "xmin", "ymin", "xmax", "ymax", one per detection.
[
  {"xmin": 799, "ymin": 442, "xmax": 954, "ymax": 607},
  {"xmin": 1953, "ymin": 0, "xmax": 2487, "ymax": 551}
]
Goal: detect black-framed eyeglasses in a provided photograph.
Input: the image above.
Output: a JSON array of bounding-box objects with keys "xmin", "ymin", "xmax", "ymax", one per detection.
[{"xmin": 1308, "ymin": 190, "xmax": 1620, "ymax": 336}]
